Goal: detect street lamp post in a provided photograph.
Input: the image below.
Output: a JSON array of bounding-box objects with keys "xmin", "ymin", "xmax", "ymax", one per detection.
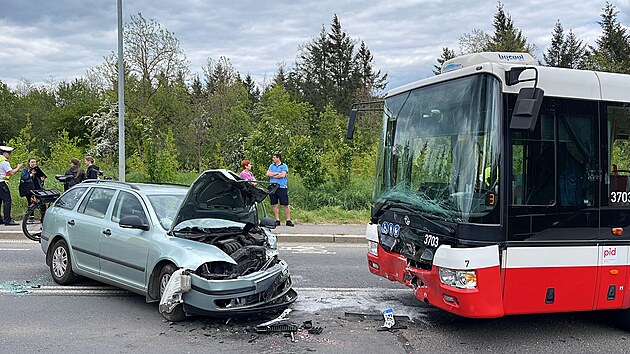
[{"xmin": 117, "ymin": 0, "xmax": 126, "ymax": 181}]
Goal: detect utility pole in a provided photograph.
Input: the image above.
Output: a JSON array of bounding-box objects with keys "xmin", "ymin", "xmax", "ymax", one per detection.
[{"xmin": 117, "ymin": 0, "xmax": 126, "ymax": 181}]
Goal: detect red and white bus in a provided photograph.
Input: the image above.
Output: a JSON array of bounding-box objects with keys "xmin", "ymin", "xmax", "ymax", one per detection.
[{"xmin": 347, "ymin": 52, "xmax": 630, "ymax": 324}]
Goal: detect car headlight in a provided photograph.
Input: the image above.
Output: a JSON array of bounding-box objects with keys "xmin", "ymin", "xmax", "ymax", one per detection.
[
  {"xmin": 438, "ymin": 267, "xmax": 477, "ymax": 289},
  {"xmin": 368, "ymin": 241, "xmax": 378, "ymax": 256}
]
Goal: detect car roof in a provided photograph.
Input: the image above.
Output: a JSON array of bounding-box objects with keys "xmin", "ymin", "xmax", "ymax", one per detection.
[{"xmin": 81, "ymin": 180, "xmax": 189, "ymax": 195}]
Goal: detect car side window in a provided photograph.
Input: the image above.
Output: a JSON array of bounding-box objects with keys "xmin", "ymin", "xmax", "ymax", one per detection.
[
  {"xmin": 111, "ymin": 191, "xmax": 148, "ymax": 223},
  {"xmin": 78, "ymin": 187, "xmax": 116, "ymax": 219},
  {"xmin": 54, "ymin": 187, "xmax": 88, "ymax": 210}
]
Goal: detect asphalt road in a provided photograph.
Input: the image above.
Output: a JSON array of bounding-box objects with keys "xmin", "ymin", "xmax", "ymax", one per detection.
[{"xmin": 2, "ymin": 239, "xmax": 630, "ymax": 353}]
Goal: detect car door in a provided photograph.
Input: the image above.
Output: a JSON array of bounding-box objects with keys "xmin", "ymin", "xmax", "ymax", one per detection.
[
  {"xmin": 99, "ymin": 190, "xmax": 151, "ymax": 292},
  {"xmin": 66, "ymin": 187, "xmax": 117, "ymax": 275},
  {"xmin": 50, "ymin": 187, "xmax": 91, "ymax": 270}
]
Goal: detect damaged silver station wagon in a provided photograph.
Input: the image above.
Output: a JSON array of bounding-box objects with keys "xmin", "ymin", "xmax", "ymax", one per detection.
[{"xmin": 40, "ymin": 169, "xmax": 297, "ymax": 321}]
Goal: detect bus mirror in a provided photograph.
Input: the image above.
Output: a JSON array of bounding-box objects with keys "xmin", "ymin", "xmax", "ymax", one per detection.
[
  {"xmin": 346, "ymin": 109, "xmax": 358, "ymax": 140},
  {"xmin": 510, "ymin": 87, "xmax": 544, "ymax": 132}
]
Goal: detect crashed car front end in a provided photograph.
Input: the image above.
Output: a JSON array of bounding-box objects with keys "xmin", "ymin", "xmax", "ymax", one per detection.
[
  {"xmin": 159, "ymin": 169, "xmax": 297, "ymax": 318},
  {"xmin": 160, "ymin": 219, "xmax": 296, "ymax": 317}
]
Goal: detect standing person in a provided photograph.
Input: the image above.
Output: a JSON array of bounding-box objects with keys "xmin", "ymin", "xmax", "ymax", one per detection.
[
  {"xmin": 65, "ymin": 158, "xmax": 86, "ymax": 189},
  {"xmin": 239, "ymin": 159, "xmax": 256, "ymax": 181},
  {"xmin": 266, "ymin": 153, "xmax": 294, "ymax": 227},
  {"xmin": 0, "ymin": 146, "xmax": 23, "ymax": 225},
  {"xmin": 85, "ymin": 156, "xmax": 100, "ymax": 180},
  {"xmin": 20, "ymin": 157, "xmax": 47, "ymax": 205}
]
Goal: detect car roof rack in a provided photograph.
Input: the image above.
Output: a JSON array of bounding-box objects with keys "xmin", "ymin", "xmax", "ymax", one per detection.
[{"xmin": 82, "ymin": 179, "xmax": 140, "ymax": 190}]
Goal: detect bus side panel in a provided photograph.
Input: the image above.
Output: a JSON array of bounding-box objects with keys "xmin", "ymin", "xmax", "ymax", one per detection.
[
  {"xmin": 594, "ymin": 246, "xmax": 629, "ymax": 310},
  {"xmin": 503, "ymin": 246, "xmax": 598, "ymax": 315}
]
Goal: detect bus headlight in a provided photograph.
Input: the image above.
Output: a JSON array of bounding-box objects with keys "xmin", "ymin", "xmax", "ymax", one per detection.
[
  {"xmin": 438, "ymin": 267, "xmax": 477, "ymax": 289},
  {"xmin": 368, "ymin": 241, "xmax": 378, "ymax": 256}
]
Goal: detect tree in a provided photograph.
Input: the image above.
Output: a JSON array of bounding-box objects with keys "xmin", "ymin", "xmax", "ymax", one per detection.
[
  {"xmin": 459, "ymin": 28, "xmax": 492, "ymax": 54},
  {"xmin": 0, "ymin": 81, "xmax": 19, "ymax": 144},
  {"xmin": 584, "ymin": 2, "xmax": 630, "ymax": 73},
  {"xmin": 544, "ymin": 21, "xmax": 565, "ymax": 67},
  {"xmin": 543, "ymin": 21, "xmax": 586, "ymax": 69},
  {"xmin": 433, "ymin": 47, "xmax": 457, "ymax": 75},
  {"xmin": 485, "ymin": 2, "xmax": 535, "ymax": 54},
  {"xmin": 294, "ymin": 15, "xmax": 387, "ymax": 115}
]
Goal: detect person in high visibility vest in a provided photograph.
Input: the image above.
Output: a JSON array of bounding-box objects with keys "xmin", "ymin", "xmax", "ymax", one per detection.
[{"xmin": 0, "ymin": 146, "xmax": 24, "ymax": 225}]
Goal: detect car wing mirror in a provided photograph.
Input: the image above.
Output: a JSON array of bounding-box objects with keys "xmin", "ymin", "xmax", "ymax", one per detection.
[
  {"xmin": 119, "ymin": 215, "xmax": 149, "ymax": 231},
  {"xmin": 260, "ymin": 217, "xmax": 277, "ymax": 229}
]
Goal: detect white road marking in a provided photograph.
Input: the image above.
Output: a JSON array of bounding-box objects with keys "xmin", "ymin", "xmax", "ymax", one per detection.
[
  {"xmin": 280, "ymin": 245, "xmax": 337, "ymax": 255},
  {"xmin": 0, "ymin": 248, "xmax": 30, "ymax": 251},
  {"xmin": 0, "ymin": 239, "xmax": 38, "ymax": 244}
]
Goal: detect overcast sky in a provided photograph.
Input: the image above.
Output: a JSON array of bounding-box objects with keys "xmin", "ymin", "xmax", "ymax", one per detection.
[{"xmin": 1, "ymin": 0, "xmax": 629, "ymax": 92}]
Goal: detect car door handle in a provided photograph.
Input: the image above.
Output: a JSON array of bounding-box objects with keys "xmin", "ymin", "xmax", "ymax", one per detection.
[
  {"xmin": 103, "ymin": 229, "xmax": 112, "ymax": 236},
  {"xmin": 68, "ymin": 220, "xmax": 75, "ymax": 226}
]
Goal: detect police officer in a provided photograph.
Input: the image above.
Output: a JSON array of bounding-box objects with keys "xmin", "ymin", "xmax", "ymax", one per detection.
[{"xmin": 0, "ymin": 146, "xmax": 23, "ymax": 225}]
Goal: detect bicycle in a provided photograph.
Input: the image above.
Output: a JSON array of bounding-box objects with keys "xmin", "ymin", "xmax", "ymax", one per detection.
[{"xmin": 22, "ymin": 189, "xmax": 61, "ymax": 242}]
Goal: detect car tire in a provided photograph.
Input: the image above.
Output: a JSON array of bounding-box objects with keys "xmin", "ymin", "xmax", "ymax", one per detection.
[
  {"xmin": 50, "ymin": 239, "xmax": 78, "ymax": 285},
  {"xmin": 158, "ymin": 263, "xmax": 187, "ymax": 322}
]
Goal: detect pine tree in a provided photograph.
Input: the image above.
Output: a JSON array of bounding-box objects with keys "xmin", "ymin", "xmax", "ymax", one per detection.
[
  {"xmin": 433, "ymin": 47, "xmax": 457, "ymax": 75},
  {"xmin": 561, "ymin": 30, "xmax": 586, "ymax": 69},
  {"xmin": 585, "ymin": 2, "xmax": 630, "ymax": 73},
  {"xmin": 485, "ymin": 2, "xmax": 534, "ymax": 53},
  {"xmin": 544, "ymin": 21, "xmax": 564, "ymax": 67}
]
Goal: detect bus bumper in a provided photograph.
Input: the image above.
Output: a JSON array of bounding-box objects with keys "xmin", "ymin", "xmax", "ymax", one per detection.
[{"xmin": 367, "ymin": 242, "xmax": 504, "ymax": 318}]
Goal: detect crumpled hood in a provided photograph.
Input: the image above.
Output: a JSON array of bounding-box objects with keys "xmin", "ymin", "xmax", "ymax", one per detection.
[{"xmin": 170, "ymin": 169, "xmax": 273, "ymax": 231}]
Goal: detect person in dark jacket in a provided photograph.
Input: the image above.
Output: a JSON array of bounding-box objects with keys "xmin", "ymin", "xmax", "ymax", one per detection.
[
  {"xmin": 20, "ymin": 157, "xmax": 46, "ymax": 205},
  {"xmin": 85, "ymin": 156, "xmax": 100, "ymax": 180},
  {"xmin": 65, "ymin": 158, "xmax": 86, "ymax": 189}
]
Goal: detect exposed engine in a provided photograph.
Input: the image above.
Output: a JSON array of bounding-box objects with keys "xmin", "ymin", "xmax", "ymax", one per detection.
[{"xmin": 174, "ymin": 222, "xmax": 278, "ymax": 280}]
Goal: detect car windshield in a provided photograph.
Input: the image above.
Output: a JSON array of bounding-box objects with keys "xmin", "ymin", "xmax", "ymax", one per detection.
[
  {"xmin": 374, "ymin": 74, "xmax": 501, "ymax": 223},
  {"xmin": 147, "ymin": 194, "xmax": 185, "ymax": 230}
]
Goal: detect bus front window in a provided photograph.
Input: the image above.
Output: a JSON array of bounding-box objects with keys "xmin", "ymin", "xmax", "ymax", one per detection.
[{"xmin": 374, "ymin": 74, "xmax": 501, "ymax": 224}]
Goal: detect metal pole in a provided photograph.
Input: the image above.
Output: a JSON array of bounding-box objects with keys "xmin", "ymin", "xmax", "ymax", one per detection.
[{"xmin": 117, "ymin": 0, "xmax": 126, "ymax": 181}]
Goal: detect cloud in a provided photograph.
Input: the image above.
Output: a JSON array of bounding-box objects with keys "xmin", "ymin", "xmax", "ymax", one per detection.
[{"xmin": 0, "ymin": 0, "xmax": 625, "ymax": 91}]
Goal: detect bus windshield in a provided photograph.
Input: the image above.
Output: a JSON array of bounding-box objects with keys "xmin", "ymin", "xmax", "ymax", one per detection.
[{"xmin": 374, "ymin": 74, "xmax": 501, "ymax": 224}]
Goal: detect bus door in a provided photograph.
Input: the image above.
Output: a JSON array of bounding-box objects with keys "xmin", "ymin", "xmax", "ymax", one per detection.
[
  {"xmin": 596, "ymin": 102, "xmax": 630, "ymax": 310},
  {"xmin": 505, "ymin": 97, "xmax": 600, "ymax": 315}
]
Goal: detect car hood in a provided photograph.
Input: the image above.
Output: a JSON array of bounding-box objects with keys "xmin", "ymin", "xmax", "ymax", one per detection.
[{"xmin": 170, "ymin": 169, "xmax": 273, "ymax": 231}]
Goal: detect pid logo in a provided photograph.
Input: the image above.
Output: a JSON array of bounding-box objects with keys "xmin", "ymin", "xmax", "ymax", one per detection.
[{"xmin": 603, "ymin": 247, "xmax": 618, "ymax": 264}]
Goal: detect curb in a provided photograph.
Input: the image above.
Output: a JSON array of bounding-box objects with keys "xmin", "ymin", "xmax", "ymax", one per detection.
[{"xmin": 276, "ymin": 234, "xmax": 365, "ymax": 244}]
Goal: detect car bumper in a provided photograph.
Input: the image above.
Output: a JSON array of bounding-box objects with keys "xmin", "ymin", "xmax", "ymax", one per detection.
[{"xmin": 182, "ymin": 259, "xmax": 297, "ymax": 316}]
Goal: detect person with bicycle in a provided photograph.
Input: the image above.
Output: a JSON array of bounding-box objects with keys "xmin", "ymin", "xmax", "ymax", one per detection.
[
  {"xmin": 20, "ymin": 157, "xmax": 47, "ymax": 205},
  {"xmin": 85, "ymin": 156, "xmax": 100, "ymax": 180},
  {"xmin": 0, "ymin": 146, "xmax": 23, "ymax": 226}
]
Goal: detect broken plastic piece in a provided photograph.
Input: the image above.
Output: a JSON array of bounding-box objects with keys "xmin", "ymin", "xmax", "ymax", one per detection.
[
  {"xmin": 302, "ymin": 320, "xmax": 313, "ymax": 329},
  {"xmin": 256, "ymin": 319, "xmax": 299, "ymax": 333},
  {"xmin": 377, "ymin": 325, "xmax": 408, "ymax": 331},
  {"xmin": 382, "ymin": 308, "xmax": 395, "ymax": 329},
  {"xmin": 308, "ymin": 327, "xmax": 323, "ymax": 335},
  {"xmin": 159, "ymin": 269, "xmax": 191, "ymax": 314}
]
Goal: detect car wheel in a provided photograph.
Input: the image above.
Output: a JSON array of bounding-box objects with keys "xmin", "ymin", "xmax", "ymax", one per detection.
[
  {"xmin": 50, "ymin": 239, "xmax": 78, "ymax": 285},
  {"xmin": 158, "ymin": 263, "xmax": 187, "ymax": 322}
]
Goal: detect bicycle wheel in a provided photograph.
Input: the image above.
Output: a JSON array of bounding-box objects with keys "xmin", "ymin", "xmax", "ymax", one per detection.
[{"xmin": 22, "ymin": 205, "xmax": 43, "ymax": 242}]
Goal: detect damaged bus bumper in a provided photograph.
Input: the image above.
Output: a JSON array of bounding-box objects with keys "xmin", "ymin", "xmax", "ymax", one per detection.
[
  {"xmin": 368, "ymin": 242, "xmax": 504, "ymax": 318},
  {"xmin": 163, "ymin": 259, "xmax": 297, "ymax": 317}
]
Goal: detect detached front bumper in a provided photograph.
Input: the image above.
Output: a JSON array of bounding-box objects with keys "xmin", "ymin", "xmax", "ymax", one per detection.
[{"xmin": 182, "ymin": 259, "xmax": 297, "ymax": 316}]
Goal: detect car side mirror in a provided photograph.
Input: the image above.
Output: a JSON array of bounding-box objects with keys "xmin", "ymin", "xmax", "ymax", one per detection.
[
  {"xmin": 119, "ymin": 215, "xmax": 149, "ymax": 231},
  {"xmin": 260, "ymin": 217, "xmax": 276, "ymax": 229}
]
